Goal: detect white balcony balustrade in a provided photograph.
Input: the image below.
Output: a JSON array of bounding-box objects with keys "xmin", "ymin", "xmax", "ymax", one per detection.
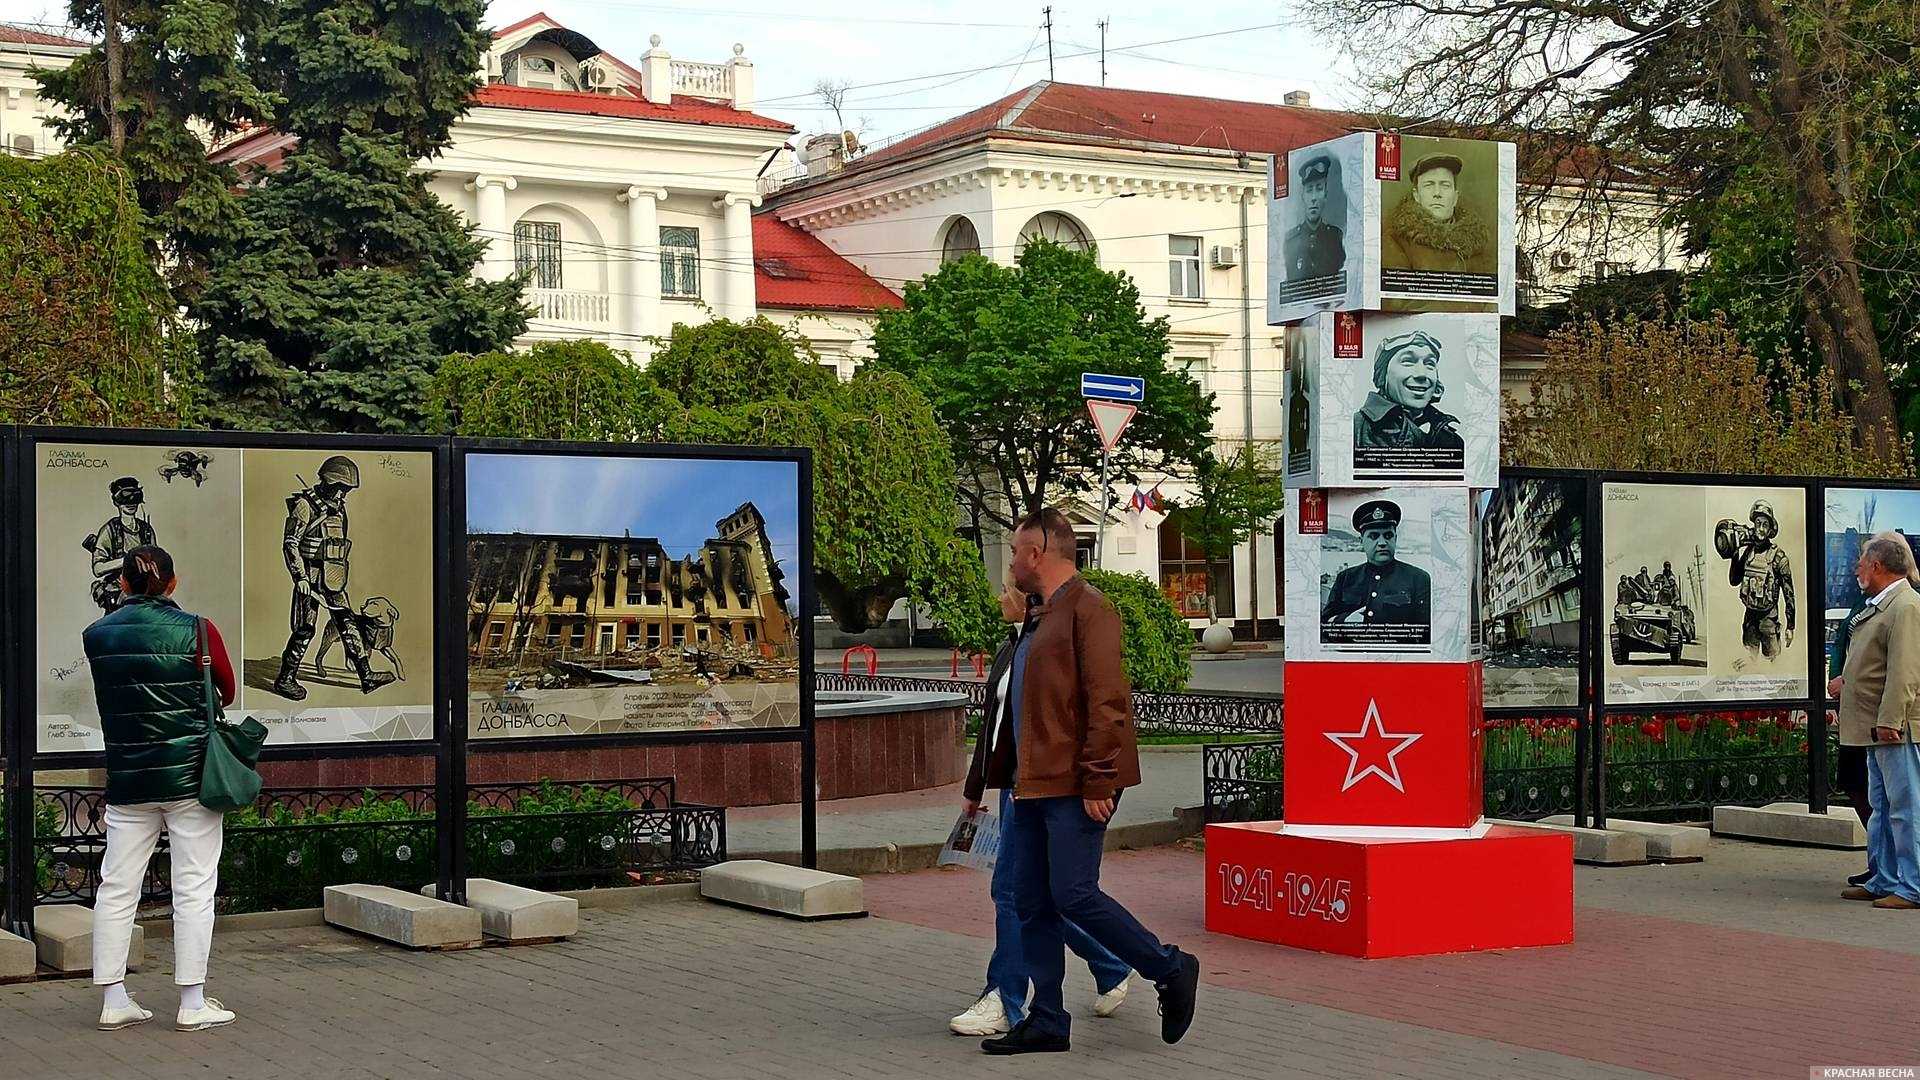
[{"xmin": 528, "ymin": 288, "xmax": 611, "ymax": 325}]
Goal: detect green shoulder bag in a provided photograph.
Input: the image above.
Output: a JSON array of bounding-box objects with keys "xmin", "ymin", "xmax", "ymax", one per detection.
[{"xmin": 197, "ymin": 617, "xmax": 268, "ymax": 812}]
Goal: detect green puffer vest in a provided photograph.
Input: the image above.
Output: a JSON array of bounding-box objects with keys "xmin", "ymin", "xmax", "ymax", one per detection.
[{"xmin": 81, "ymin": 595, "xmax": 208, "ymax": 805}]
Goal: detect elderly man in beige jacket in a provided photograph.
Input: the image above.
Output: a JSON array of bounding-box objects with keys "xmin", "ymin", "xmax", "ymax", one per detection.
[{"xmin": 1838, "ymin": 532, "xmax": 1920, "ymax": 908}]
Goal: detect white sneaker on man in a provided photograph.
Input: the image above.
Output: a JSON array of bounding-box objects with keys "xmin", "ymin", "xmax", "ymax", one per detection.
[
  {"xmin": 949, "ymin": 990, "xmax": 1010, "ymax": 1036},
  {"xmin": 1093, "ymin": 975, "xmax": 1131, "ymax": 1018},
  {"xmin": 176, "ymin": 997, "xmax": 236, "ymax": 1032},
  {"xmin": 98, "ymin": 1000, "xmax": 154, "ymax": 1031}
]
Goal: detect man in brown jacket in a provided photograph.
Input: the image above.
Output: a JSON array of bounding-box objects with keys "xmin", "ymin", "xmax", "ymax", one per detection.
[
  {"xmin": 978, "ymin": 508, "xmax": 1200, "ymax": 1056},
  {"xmin": 1838, "ymin": 532, "xmax": 1920, "ymax": 909}
]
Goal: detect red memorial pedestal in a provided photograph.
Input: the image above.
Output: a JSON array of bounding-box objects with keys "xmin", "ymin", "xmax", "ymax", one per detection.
[
  {"xmin": 1204, "ymin": 822, "xmax": 1574, "ymax": 958},
  {"xmin": 1204, "ymin": 660, "xmax": 1575, "ymax": 957}
]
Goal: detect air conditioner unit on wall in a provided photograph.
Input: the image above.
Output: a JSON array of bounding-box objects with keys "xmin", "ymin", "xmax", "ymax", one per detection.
[
  {"xmin": 581, "ymin": 59, "xmax": 613, "ymax": 90},
  {"xmin": 1549, "ymin": 250, "xmax": 1575, "ymax": 272},
  {"xmin": 1210, "ymin": 244, "xmax": 1240, "ymax": 268}
]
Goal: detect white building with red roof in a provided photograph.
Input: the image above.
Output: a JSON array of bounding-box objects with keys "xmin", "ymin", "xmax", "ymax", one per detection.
[
  {"xmin": 765, "ymin": 80, "xmax": 1684, "ymax": 631},
  {"xmin": 0, "ymin": 24, "xmax": 88, "ymax": 159},
  {"xmin": 209, "ymin": 12, "xmax": 900, "ymax": 362}
]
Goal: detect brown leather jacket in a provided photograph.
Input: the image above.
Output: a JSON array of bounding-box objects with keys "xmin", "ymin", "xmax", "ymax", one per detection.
[{"xmin": 968, "ymin": 576, "xmax": 1142, "ymax": 801}]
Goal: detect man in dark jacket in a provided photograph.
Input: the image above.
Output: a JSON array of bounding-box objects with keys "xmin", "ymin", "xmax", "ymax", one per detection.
[
  {"xmin": 977, "ymin": 508, "xmax": 1200, "ymax": 1056},
  {"xmin": 1383, "ymin": 153, "xmax": 1495, "ymax": 275}
]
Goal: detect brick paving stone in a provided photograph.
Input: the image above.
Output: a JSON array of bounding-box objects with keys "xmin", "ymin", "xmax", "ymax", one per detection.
[{"xmin": 3, "ymin": 832, "xmax": 1903, "ymax": 1079}]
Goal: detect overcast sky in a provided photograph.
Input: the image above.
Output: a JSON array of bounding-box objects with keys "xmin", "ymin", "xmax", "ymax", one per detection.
[{"xmin": 0, "ymin": 1, "xmax": 1362, "ymax": 146}]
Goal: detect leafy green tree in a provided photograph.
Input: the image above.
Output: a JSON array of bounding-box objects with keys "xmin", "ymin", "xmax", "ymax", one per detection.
[
  {"xmin": 1173, "ymin": 443, "xmax": 1287, "ymax": 619},
  {"xmin": 185, "ymin": 0, "xmax": 524, "ymax": 432},
  {"xmin": 0, "ymin": 148, "xmax": 184, "ymax": 426},
  {"xmin": 427, "ymin": 340, "xmax": 682, "ymax": 441},
  {"xmin": 1082, "ymin": 569, "xmax": 1192, "ymax": 693},
  {"xmin": 647, "ymin": 319, "xmax": 979, "ymax": 636},
  {"xmin": 871, "ymin": 242, "xmax": 1216, "ymax": 531},
  {"xmin": 37, "ymin": 0, "xmax": 273, "ymax": 293}
]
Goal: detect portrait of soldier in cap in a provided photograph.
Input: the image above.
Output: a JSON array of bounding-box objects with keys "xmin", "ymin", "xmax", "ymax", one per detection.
[
  {"xmin": 1285, "ymin": 153, "xmax": 1347, "ymax": 282},
  {"xmin": 1715, "ymin": 498, "xmax": 1796, "ymax": 660},
  {"xmin": 1383, "ymin": 151, "xmax": 1495, "ymax": 276},
  {"xmin": 83, "ymin": 476, "xmax": 159, "ymax": 613},
  {"xmin": 272, "ymin": 454, "xmax": 400, "ymax": 699},
  {"xmin": 1353, "ymin": 330, "xmax": 1464, "ymax": 451},
  {"xmin": 1321, "ymin": 499, "xmax": 1432, "ymax": 633}
]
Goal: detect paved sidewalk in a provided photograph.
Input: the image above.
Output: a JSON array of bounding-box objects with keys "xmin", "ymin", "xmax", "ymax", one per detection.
[
  {"xmin": 727, "ymin": 748, "xmax": 1200, "ymax": 859},
  {"xmin": 2, "ymin": 835, "xmax": 1905, "ymax": 1079}
]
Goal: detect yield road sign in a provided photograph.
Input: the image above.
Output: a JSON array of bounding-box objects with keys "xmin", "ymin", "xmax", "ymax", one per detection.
[
  {"xmin": 1081, "ymin": 372, "xmax": 1145, "ymax": 402},
  {"xmin": 1087, "ymin": 399, "xmax": 1138, "ymax": 451}
]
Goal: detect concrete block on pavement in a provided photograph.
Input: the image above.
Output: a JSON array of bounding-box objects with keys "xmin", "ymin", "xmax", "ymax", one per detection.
[
  {"xmin": 0, "ymin": 928, "xmax": 35, "ymax": 981},
  {"xmin": 34, "ymin": 904, "xmax": 143, "ymax": 973},
  {"xmin": 700, "ymin": 860, "xmax": 865, "ymax": 919},
  {"xmin": 1543, "ymin": 816, "xmax": 1709, "ymax": 861},
  {"xmin": 421, "ymin": 878, "xmax": 577, "ymax": 942},
  {"xmin": 1712, "ymin": 802, "xmax": 1866, "ymax": 849},
  {"xmin": 324, "ymin": 884, "xmax": 482, "ymax": 949},
  {"xmin": 1488, "ymin": 819, "xmax": 1649, "ymax": 865}
]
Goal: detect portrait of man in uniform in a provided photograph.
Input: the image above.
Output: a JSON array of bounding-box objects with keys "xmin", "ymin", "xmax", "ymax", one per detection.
[
  {"xmin": 83, "ymin": 476, "xmax": 157, "ymax": 614},
  {"xmin": 1384, "ymin": 152, "xmax": 1495, "ymax": 276},
  {"xmin": 271, "ymin": 454, "xmax": 400, "ymax": 699},
  {"xmin": 1716, "ymin": 499, "xmax": 1796, "ymax": 660},
  {"xmin": 1321, "ymin": 499, "xmax": 1432, "ymax": 646},
  {"xmin": 1353, "ymin": 330, "xmax": 1464, "ymax": 452},
  {"xmin": 1285, "ymin": 153, "xmax": 1346, "ymax": 282}
]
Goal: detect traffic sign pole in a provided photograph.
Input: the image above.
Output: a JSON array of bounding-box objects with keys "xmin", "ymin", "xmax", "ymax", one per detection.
[
  {"xmin": 1085, "ymin": 398, "xmax": 1137, "ymax": 571},
  {"xmin": 1097, "ymin": 446, "xmax": 1110, "ymax": 570}
]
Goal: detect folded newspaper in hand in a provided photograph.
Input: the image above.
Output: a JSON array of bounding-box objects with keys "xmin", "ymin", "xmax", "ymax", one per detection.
[{"xmin": 937, "ymin": 807, "xmax": 1002, "ymax": 871}]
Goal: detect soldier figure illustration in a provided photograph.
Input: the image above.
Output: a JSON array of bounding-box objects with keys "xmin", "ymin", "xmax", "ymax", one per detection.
[
  {"xmin": 273, "ymin": 455, "xmax": 397, "ymax": 699},
  {"xmin": 1353, "ymin": 331, "xmax": 1465, "ymax": 450},
  {"xmin": 1284, "ymin": 154, "xmax": 1346, "ymax": 281},
  {"xmin": 1714, "ymin": 499, "xmax": 1796, "ymax": 660},
  {"xmin": 1655, "ymin": 561, "xmax": 1680, "ymax": 605},
  {"xmin": 1321, "ymin": 500, "xmax": 1432, "ymax": 627},
  {"xmin": 1383, "ymin": 153, "xmax": 1495, "ymax": 274},
  {"xmin": 83, "ymin": 477, "xmax": 158, "ymax": 613}
]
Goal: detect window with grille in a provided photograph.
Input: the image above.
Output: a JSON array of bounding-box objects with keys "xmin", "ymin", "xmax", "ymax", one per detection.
[
  {"xmin": 1159, "ymin": 508, "xmax": 1235, "ymax": 618},
  {"xmin": 513, "ymin": 221, "xmax": 562, "ymax": 288},
  {"xmin": 1168, "ymin": 235, "xmax": 1203, "ymax": 299},
  {"xmin": 660, "ymin": 226, "xmax": 701, "ymax": 299}
]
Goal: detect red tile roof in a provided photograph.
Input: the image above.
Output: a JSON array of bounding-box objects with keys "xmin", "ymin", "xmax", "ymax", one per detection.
[
  {"xmin": 0, "ymin": 24, "xmax": 89, "ymax": 47},
  {"xmin": 491, "ymin": 11, "xmax": 559, "ymax": 40},
  {"xmin": 472, "ymin": 83, "xmax": 792, "ymax": 132},
  {"xmin": 860, "ymin": 81, "xmax": 1381, "ymax": 169},
  {"xmin": 752, "ymin": 215, "xmax": 902, "ymax": 313}
]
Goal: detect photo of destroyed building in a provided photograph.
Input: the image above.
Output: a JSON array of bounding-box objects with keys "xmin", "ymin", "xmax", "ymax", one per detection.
[{"xmin": 467, "ymin": 501, "xmax": 795, "ymax": 684}]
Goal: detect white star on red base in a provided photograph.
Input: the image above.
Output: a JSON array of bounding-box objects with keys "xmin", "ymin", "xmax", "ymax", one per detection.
[{"xmin": 1324, "ymin": 699, "xmax": 1423, "ymax": 793}]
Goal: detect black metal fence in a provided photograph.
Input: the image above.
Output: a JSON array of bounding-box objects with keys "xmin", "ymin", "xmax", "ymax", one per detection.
[{"xmin": 29, "ymin": 779, "xmax": 724, "ymax": 913}]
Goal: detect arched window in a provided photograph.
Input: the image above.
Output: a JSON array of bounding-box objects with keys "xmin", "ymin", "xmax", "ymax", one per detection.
[
  {"xmin": 1017, "ymin": 211, "xmax": 1091, "ymax": 254},
  {"xmin": 940, "ymin": 216, "xmax": 980, "ymax": 263}
]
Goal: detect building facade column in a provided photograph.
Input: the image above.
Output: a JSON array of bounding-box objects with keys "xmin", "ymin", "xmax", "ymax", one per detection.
[
  {"xmin": 619, "ymin": 185, "xmax": 667, "ymax": 356},
  {"xmin": 465, "ymin": 174, "xmax": 517, "ymax": 281},
  {"xmin": 717, "ymin": 192, "xmax": 757, "ymax": 320}
]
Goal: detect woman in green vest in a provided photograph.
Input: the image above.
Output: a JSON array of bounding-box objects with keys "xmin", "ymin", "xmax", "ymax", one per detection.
[{"xmin": 82, "ymin": 545, "xmax": 238, "ymax": 1033}]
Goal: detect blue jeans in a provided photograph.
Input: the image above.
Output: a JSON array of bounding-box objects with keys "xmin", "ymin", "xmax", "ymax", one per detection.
[
  {"xmin": 985, "ymin": 790, "xmax": 1130, "ymax": 1026},
  {"xmin": 1865, "ymin": 733, "xmax": 1920, "ymax": 903},
  {"xmin": 1004, "ymin": 794, "xmax": 1179, "ymax": 1037}
]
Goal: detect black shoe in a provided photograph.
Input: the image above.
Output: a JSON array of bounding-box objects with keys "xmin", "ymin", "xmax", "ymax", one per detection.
[
  {"xmin": 1155, "ymin": 949, "xmax": 1200, "ymax": 1045},
  {"xmin": 982, "ymin": 1019, "xmax": 1069, "ymax": 1056},
  {"xmin": 272, "ymin": 663, "xmax": 308, "ymax": 701},
  {"xmin": 1849, "ymin": 869, "xmax": 1874, "ymax": 887}
]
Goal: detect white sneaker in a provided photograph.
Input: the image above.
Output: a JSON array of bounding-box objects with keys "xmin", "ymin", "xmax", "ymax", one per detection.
[
  {"xmin": 176, "ymin": 997, "xmax": 236, "ymax": 1032},
  {"xmin": 98, "ymin": 1001, "xmax": 153, "ymax": 1031},
  {"xmin": 949, "ymin": 990, "xmax": 1010, "ymax": 1036},
  {"xmin": 1094, "ymin": 975, "xmax": 1131, "ymax": 1018}
]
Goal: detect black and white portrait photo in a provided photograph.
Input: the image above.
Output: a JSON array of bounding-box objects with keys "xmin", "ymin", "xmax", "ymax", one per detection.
[
  {"xmin": 1352, "ymin": 329, "xmax": 1465, "ymax": 477},
  {"xmin": 1320, "ymin": 499, "xmax": 1433, "ymax": 649},
  {"xmin": 1268, "ymin": 133, "xmax": 1364, "ymax": 322},
  {"xmin": 1377, "ymin": 135, "xmax": 1513, "ymax": 308}
]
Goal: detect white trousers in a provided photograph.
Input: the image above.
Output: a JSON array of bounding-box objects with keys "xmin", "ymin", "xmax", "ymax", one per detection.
[{"xmin": 92, "ymin": 798, "xmax": 225, "ymax": 986}]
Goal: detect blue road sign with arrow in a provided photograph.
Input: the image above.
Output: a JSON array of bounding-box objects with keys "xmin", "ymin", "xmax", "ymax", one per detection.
[{"xmin": 1081, "ymin": 372, "xmax": 1146, "ymax": 402}]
